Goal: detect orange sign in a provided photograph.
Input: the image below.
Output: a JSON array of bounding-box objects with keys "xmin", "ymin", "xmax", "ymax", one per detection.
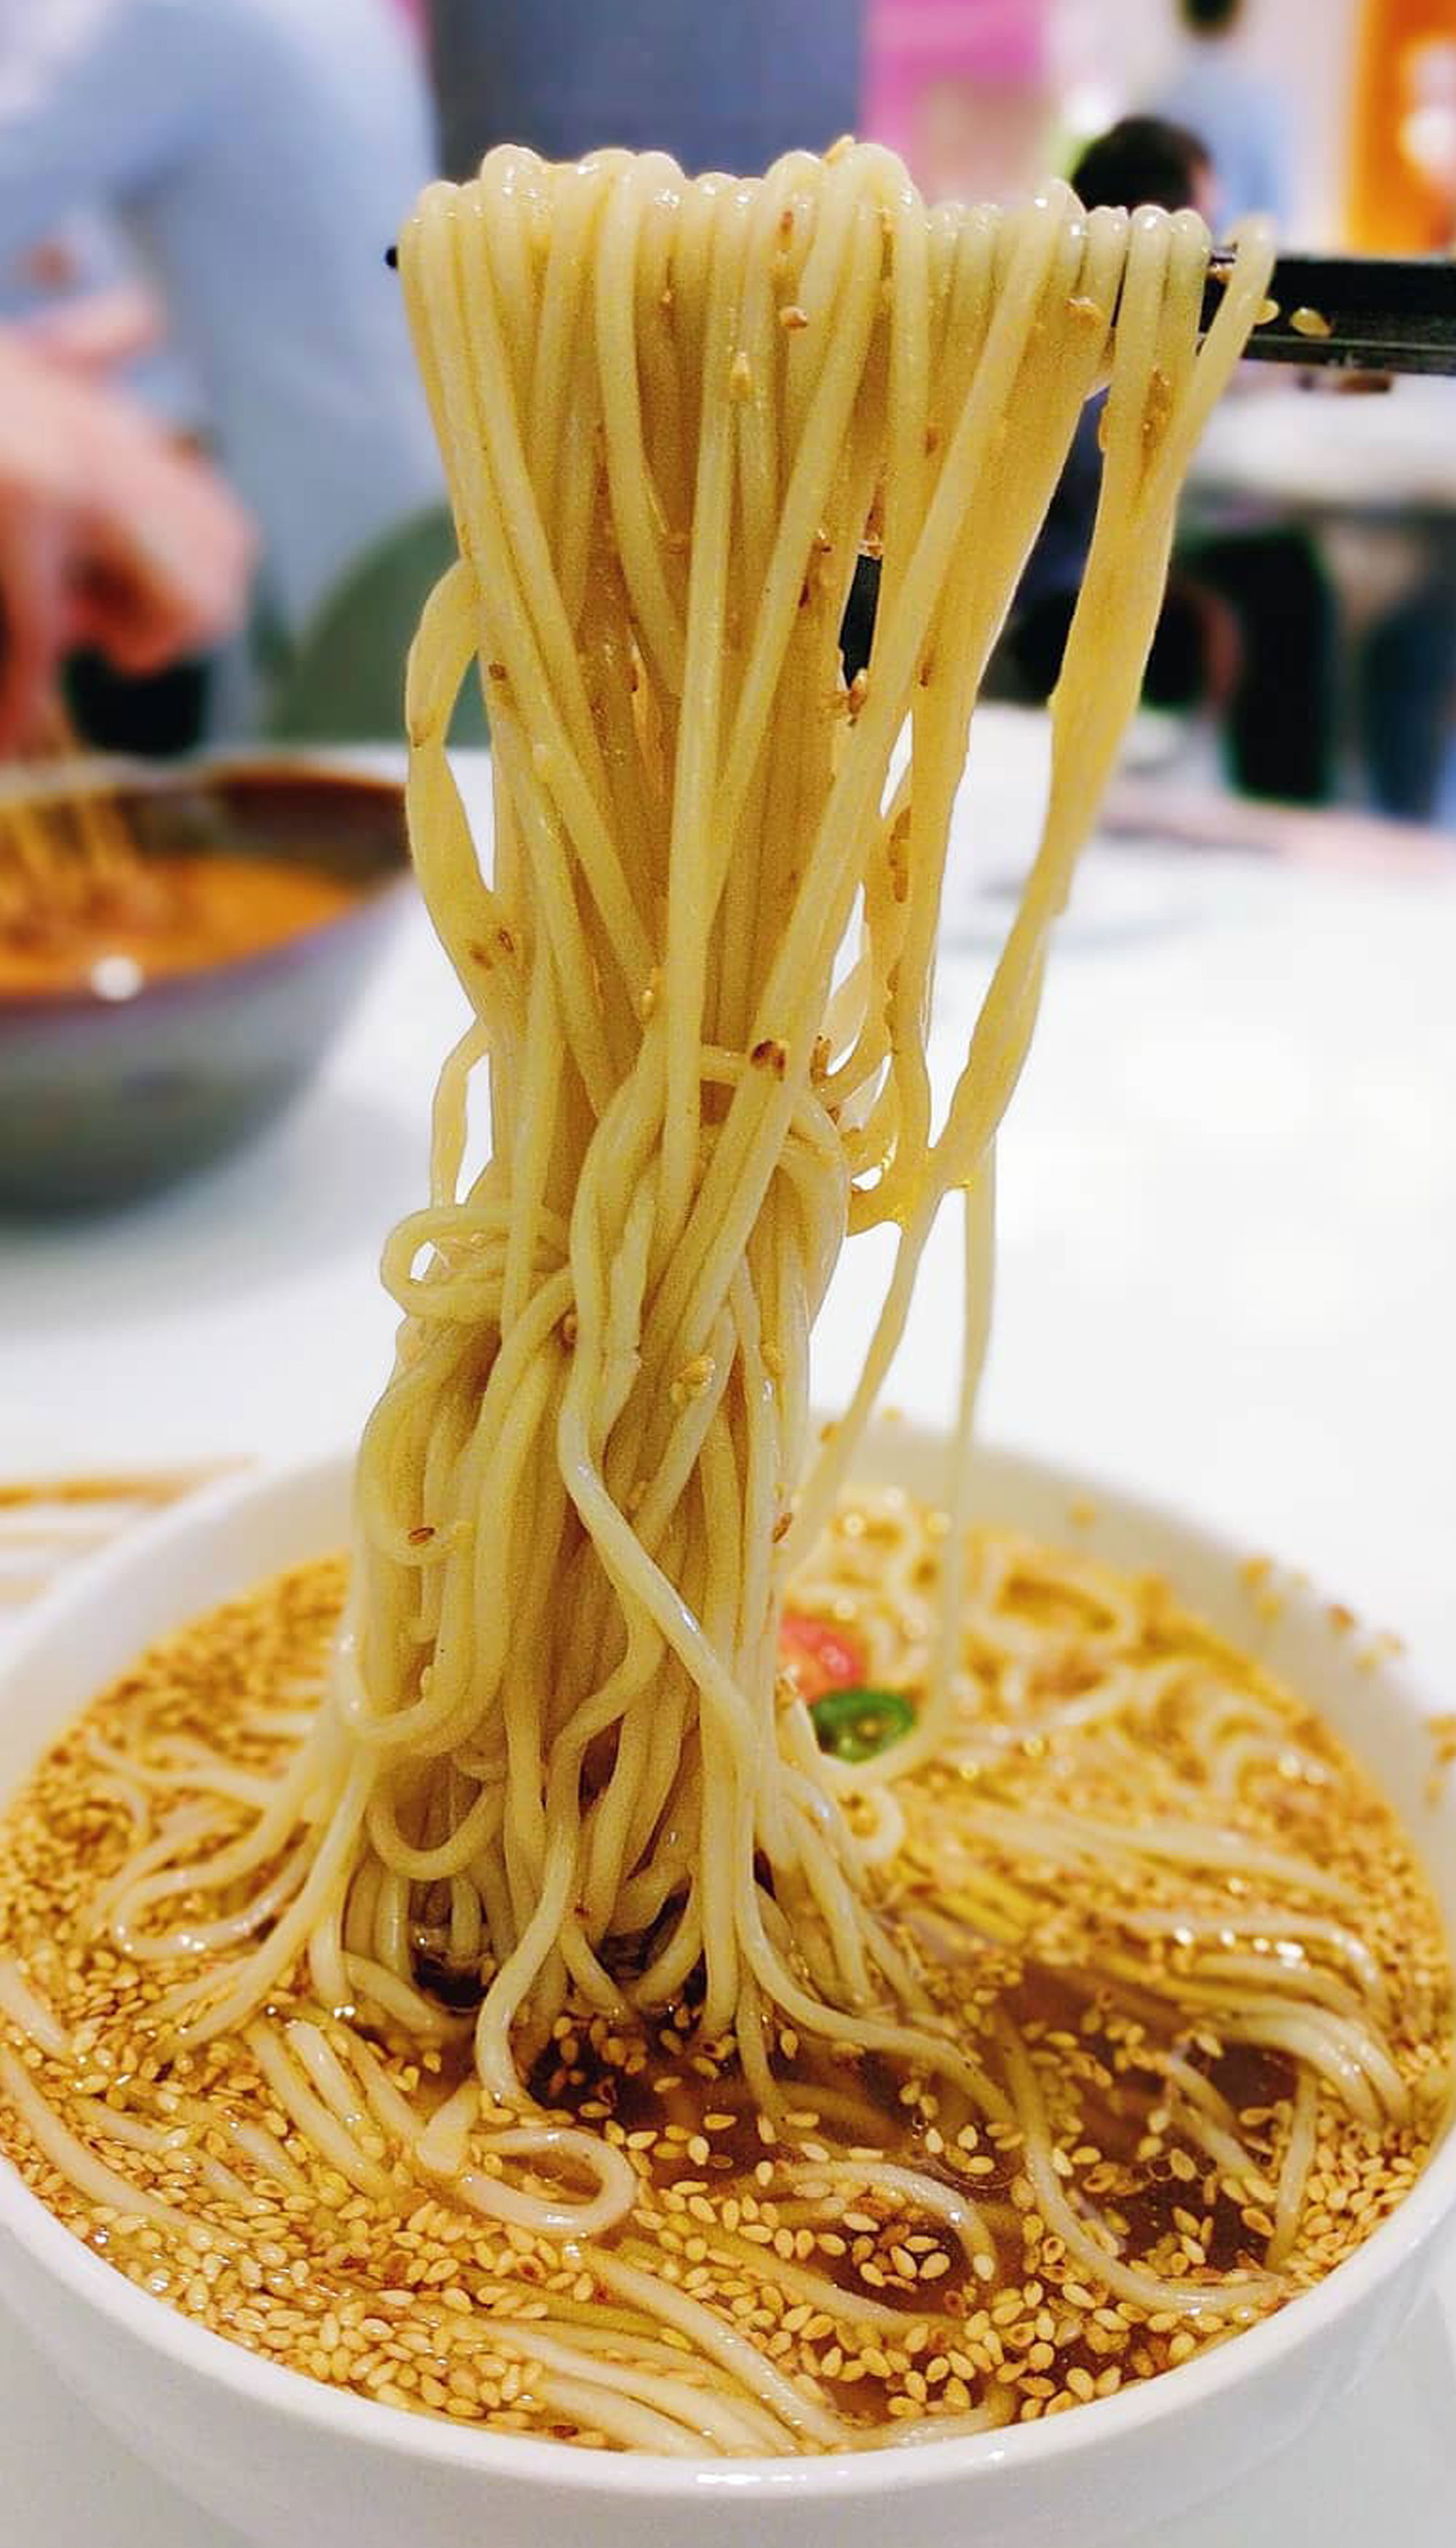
[{"xmin": 1348, "ymin": 0, "xmax": 1456, "ymax": 248}]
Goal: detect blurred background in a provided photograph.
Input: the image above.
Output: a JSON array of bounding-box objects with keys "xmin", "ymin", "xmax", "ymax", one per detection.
[{"xmin": 1, "ymin": 0, "xmax": 1453, "ymax": 814}]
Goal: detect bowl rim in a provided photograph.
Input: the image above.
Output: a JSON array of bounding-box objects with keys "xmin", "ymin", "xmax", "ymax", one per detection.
[
  {"xmin": 0, "ymin": 1437, "xmax": 1452, "ymax": 2506},
  {"xmin": 0, "ymin": 751, "xmax": 412, "ymax": 1026}
]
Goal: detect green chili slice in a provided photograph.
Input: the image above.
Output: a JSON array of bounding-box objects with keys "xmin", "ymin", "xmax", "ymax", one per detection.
[{"xmin": 810, "ymin": 1685, "xmax": 915, "ymax": 1763}]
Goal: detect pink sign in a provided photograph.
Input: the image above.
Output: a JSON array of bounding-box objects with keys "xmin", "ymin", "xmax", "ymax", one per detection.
[{"xmin": 864, "ymin": 0, "xmax": 1053, "ymax": 191}]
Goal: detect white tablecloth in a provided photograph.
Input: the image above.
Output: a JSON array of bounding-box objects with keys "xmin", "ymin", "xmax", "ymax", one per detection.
[{"xmin": 1192, "ymin": 376, "xmax": 1456, "ymax": 521}]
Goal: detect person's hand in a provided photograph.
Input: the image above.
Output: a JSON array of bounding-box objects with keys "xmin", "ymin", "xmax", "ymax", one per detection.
[
  {"xmin": 0, "ymin": 327, "xmax": 256, "ymax": 751},
  {"xmin": 16, "ymin": 280, "xmax": 165, "ymax": 379}
]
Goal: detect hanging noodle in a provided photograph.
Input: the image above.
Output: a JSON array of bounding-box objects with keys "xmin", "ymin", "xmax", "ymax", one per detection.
[{"xmin": 87, "ymin": 145, "xmax": 1269, "ymax": 2095}]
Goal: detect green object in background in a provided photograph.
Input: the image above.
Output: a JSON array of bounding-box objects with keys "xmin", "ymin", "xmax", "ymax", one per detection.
[
  {"xmin": 267, "ymin": 507, "xmax": 488, "ymax": 748},
  {"xmin": 810, "ymin": 1686, "xmax": 916, "ymax": 1763}
]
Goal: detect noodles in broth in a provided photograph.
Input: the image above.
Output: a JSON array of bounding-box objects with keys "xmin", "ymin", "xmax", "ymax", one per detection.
[{"xmin": 0, "ymin": 146, "xmax": 1449, "ymax": 2456}]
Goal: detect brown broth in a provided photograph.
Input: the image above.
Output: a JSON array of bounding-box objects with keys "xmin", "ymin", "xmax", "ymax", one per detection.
[
  {"xmin": 0, "ymin": 851, "xmax": 367, "ymax": 996},
  {"xmin": 0, "ymin": 1532, "xmax": 1448, "ymax": 2453}
]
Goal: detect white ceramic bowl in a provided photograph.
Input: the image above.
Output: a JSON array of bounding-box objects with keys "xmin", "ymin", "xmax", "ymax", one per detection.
[{"xmin": 0, "ymin": 1433, "xmax": 1452, "ymax": 2548}]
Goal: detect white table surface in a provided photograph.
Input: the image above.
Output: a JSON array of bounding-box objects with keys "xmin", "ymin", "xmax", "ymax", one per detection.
[
  {"xmin": 1192, "ymin": 373, "xmax": 1456, "ymax": 519},
  {"xmin": 2, "ymin": 724, "xmax": 1455, "ymax": 2541}
]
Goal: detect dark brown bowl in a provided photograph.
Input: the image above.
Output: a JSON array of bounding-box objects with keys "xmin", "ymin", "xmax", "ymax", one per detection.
[{"xmin": 0, "ymin": 756, "xmax": 411, "ymax": 1212}]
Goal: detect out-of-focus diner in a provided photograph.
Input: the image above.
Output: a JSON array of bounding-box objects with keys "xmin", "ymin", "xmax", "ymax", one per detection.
[{"xmin": 0, "ymin": 11, "xmax": 1454, "ymax": 2533}]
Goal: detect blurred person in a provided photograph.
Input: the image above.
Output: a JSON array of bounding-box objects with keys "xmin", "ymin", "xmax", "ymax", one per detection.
[
  {"xmin": 839, "ymin": 117, "xmax": 1220, "ymax": 696},
  {"xmin": 1150, "ymin": 0, "xmax": 1291, "ymax": 231},
  {"xmin": 991, "ymin": 116, "xmax": 1334, "ymax": 804},
  {"xmin": 2, "ymin": 214, "xmax": 206, "ymax": 431},
  {"xmin": 0, "ymin": 318, "xmax": 253, "ymax": 750},
  {"xmin": 994, "ymin": 118, "xmax": 1221, "ymax": 707},
  {"xmin": 279, "ymin": 0, "xmax": 863, "ymax": 748},
  {"xmin": 427, "ymin": 0, "xmax": 865, "ymax": 180},
  {"xmin": 0, "ymin": 0, "xmax": 440, "ymax": 656},
  {"xmin": 2, "ymin": 227, "xmax": 222, "ymax": 752}
]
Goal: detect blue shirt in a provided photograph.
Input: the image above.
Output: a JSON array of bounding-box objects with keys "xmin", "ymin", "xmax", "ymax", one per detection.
[
  {"xmin": 1151, "ymin": 46, "xmax": 1292, "ymax": 233},
  {"xmin": 0, "ymin": 0, "xmax": 443, "ymax": 632}
]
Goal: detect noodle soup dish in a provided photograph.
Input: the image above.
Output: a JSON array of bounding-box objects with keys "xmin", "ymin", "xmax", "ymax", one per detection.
[
  {"xmin": 0, "ymin": 1440, "xmax": 1450, "ymax": 2548},
  {"xmin": 0, "ymin": 758, "xmax": 409, "ymax": 1208},
  {"xmin": 1, "ymin": 138, "xmax": 1451, "ymax": 2548}
]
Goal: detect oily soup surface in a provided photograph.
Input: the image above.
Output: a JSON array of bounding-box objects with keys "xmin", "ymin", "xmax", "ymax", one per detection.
[
  {"xmin": 0, "ymin": 853, "xmax": 365, "ymax": 996},
  {"xmin": 0, "ymin": 1498, "xmax": 1447, "ymax": 2453}
]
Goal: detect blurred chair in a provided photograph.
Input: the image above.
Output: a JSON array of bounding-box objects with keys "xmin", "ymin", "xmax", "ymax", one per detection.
[{"xmin": 268, "ymin": 509, "xmax": 486, "ymax": 750}]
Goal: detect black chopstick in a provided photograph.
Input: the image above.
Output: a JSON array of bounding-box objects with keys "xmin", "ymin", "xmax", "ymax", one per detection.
[
  {"xmin": 384, "ymin": 239, "xmax": 1456, "ymax": 376},
  {"xmin": 1206, "ymin": 250, "xmax": 1456, "ymax": 376}
]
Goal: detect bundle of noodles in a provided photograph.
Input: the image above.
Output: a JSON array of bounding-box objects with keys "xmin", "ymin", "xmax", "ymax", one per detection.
[{"xmin": 95, "ymin": 149, "xmax": 1273, "ymax": 2113}]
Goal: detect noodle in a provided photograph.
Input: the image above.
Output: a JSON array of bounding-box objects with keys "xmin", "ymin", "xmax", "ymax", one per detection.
[
  {"xmin": 96, "ymin": 144, "xmax": 1268, "ymax": 2099},
  {"xmin": 0, "ymin": 2049, "xmax": 190, "ymax": 2234}
]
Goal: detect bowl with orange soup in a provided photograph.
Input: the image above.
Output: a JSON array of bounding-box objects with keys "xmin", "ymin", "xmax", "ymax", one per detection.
[{"xmin": 0, "ymin": 756, "xmax": 411, "ymax": 1210}]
